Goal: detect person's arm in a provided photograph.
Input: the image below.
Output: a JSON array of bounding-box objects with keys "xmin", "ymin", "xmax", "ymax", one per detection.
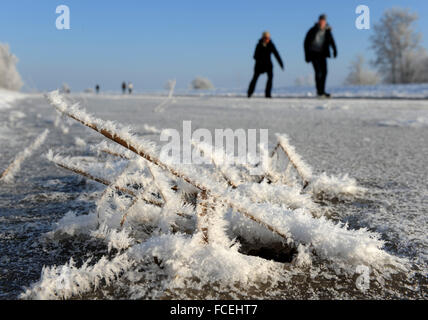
[
  {"xmin": 272, "ymin": 43, "xmax": 284, "ymax": 69},
  {"xmin": 304, "ymin": 29, "xmax": 312, "ymax": 63},
  {"xmin": 329, "ymin": 30, "xmax": 337, "ymax": 58},
  {"xmin": 253, "ymin": 43, "xmax": 261, "ymax": 60}
]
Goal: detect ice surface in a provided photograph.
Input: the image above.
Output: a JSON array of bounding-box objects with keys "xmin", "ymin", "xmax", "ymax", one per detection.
[
  {"xmin": 172, "ymin": 83, "xmax": 428, "ymax": 99},
  {"xmin": 1, "ymin": 89, "xmax": 427, "ymax": 300},
  {"xmin": 1, "ymin": 129, "xmax": 49, "ymax": 183}
]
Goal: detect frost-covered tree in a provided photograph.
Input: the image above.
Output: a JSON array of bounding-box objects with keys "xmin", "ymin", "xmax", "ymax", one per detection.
[
  {"xmin": 345, "ymin": 55, "xmax": 379, "ymax": 86},
  {"xmin": 401, "ymin": 48, "xmax": 428, "ymax": 83},
  {"xmin": 191, "ymin": 77, "xmax": 214, "ymax": 90},
  {"xmin": 370, "ymin": 8, "xmax": 425, "ymax": 84},
  {"xmin": 0, "ymin": 43, "xmax": 23, "ymax": 91}
]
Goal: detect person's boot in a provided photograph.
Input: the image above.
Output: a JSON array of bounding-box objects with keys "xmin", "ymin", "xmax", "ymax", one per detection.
[{"xmin": 317, "ymin": 93, "xmax": 331, "ymax": 99}]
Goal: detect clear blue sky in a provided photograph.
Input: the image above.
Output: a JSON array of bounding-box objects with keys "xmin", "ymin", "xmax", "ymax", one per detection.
[{"xmin": 1, "ymin": 0, "xmax": 428, "ymax": 92}]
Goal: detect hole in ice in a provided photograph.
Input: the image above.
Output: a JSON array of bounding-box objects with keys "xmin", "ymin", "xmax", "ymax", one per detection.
[{"xmin": 237, "ymin": 237, "xmax": 297, "ymax": 263}]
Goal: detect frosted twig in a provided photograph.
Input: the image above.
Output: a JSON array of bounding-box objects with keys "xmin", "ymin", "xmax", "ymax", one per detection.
[
  {"xmin": 1, "ymin": 129, "xmax": 49, "ymax": 183},
  {"xmin": 192, "ymin": 140, "xmax": 239, "ymax": 188},
  {"xmin": 46, "ymin": 91, "xmax": 290, "ymax": 242},
  {"xmin": 154, "ymin": 80, "xmax": 176, "ymax": 113},
  {"xmin": 43, "ymin": 91, "xmax": 407, "ymax": 271},
  {"xmin": 276, "ymin": 134, "xmax": 313, "ymax": 188},
  {"xmin": 101, "ymin": 148, "xmax": 132, "ymax": 160},
  {"xmin": 120, "ymin": 162, "xmax": 168, "ymax": 228},
  {"xmin": 196, "ymin": 190, "xmax": 210, "ymax": 244},
  {"xmin": 91, "ymin": 141, "xmax": 135, "ymax": 160},
  {"xmin": 48, "ymin": 153, "xmax": 163, "ymax": 208}
]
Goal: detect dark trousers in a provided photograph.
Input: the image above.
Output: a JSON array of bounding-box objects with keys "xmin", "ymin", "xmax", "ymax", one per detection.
[
  {"xmin": 311, "ymin": 56, "xmax": 327, "ymax": 95},
  {"xmin": 248, "ymin": 69, "xmax": 273, "ymax": 98}
]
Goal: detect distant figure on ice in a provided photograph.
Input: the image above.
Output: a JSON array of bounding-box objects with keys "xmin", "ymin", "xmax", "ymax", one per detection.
[
  {"xmin": 247, "ymin": 31, "xmax": 284, "ymax": 98},
  {"xmin": 95, "ymin": 84, "xmax": 100, "ymax": 94},
  {"xmin": 304, "ymin": 14, "xmax": 337, "ymax": 98},
  {"xmin": 128, "ymin": 82, "xmax": 134, "ymax": 94},
  {"xmin": 122, "ymin": 82, "xmax": 127, "ymax": 94}
]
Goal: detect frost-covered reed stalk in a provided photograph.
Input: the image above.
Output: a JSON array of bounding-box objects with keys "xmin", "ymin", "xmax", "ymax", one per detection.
[
  {"xmin": 154, "ymin": 80, "xmax": 176, "ymax": 113},
  {"xmin": 45, "ymin": 91, "xmax": 406, "ymax": 270},
  {"xmin": 193, "ymin": 140, "xmax": 320, "ymax": 215},
  {"xmin": 46, "ymin": 151, "xmax": 163, "ymax": 208},
  {"xmin": 46, "ymin": 91, "xmax": 290, "ymax": 242},
  {"xmin": 1, "ymin": 129, "xmax": 49, "ymax": 183},
  {"xmin": 119, "ymin": 162, "xmax": 169, "ymax": 227},
  {"xmin": 196, "ymin": 190, "xmax": 210, "ymax": 243},
  {"xmin": 259, "ymin": 143, "xmax": 283, "ymax": 184},
  {"xmin": 275, "ymin": 134, "xmax": 313, "ymax": 188},
  {"xmin": 20, "ymin": 254, "xmax": 132, "ymax": 300},
  {"xmin": 167, "ymin": 79, "xmax": 176, "ymax": 99},
  {"xmin": 96, "ymin": 160, "xmax": 138, "ymax": 227},
  {"xmin": 192, "ymin": 140, "xmax": 240, "ymax": 188},
  {"xmin": 101, "ymin": 148, "xmax": 131, "ymax": 160},
  {"xmin": 143, "ymin": 124, "xmax": 162, "ymax": 134},
  {"xmin": 91, "ymin": 141, "xmax": 135, "ymax": 160},
  {"xmin": 274, "ymin": 135, "xmax": 366, "ymax": 199}
]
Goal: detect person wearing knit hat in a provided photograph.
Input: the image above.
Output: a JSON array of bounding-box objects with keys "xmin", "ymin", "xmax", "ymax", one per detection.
[
  {"xmin": 247, "ymin": 31, "xmax": 284, "ymax": 98},
  {"xmin": 304, "ymin": 14, "xmax": 337, "ymax": 98}
]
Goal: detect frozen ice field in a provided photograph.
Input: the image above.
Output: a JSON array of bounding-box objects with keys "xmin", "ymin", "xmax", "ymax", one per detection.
[{"xmin": 0, "ymin": 90, "xmax": 427, "ymax": 299}]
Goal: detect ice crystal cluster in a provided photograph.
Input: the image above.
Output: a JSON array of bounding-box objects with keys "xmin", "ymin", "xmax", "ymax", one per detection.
[{"xmin": 20, "ymin": 91, "xmax": 408, "ymax": 300}]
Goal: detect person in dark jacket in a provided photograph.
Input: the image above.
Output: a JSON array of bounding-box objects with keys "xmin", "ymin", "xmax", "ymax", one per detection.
[
  {"xmin": 248, "ymin": 31, "xmax": 284, "ymax": 98},
  {"xmin": 304, "ymin": 14, "xmax": 337, "ymax": 98},
  {"xmin": 122, "ymin": 81, "xmax": 127, "ymax": 94}
]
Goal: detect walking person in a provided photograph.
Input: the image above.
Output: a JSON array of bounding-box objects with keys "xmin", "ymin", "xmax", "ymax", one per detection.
[
  {"xmin": 304, "ymin": 14, "xmax": 337, "ymax": 98},
  {"xmin": 247, "ymin": 31, "xmax": 284, "ymax": 98},
  {"xmin": 122, "ymin": 82, "xmax": 127, "ymax": 94},
  {"xmin": 95, "ymin": 84, "xmax": 100, "ymax": 94},
  {"xmin": 128, "ymin": 82, "xmax": 134, "ymax": 95}
]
